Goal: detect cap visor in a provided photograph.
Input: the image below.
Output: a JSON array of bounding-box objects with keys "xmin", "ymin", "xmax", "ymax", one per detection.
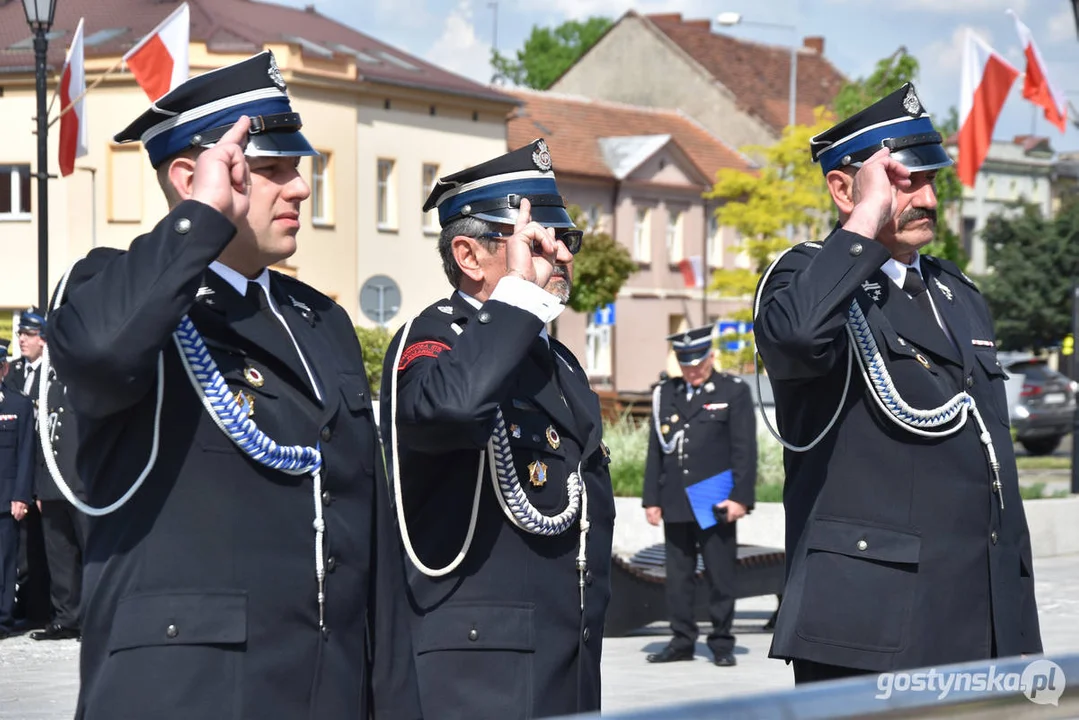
[
  {"xmin": 474, "ymin": 205, "xmax": 575, "ymax": 229},
  {"xmin": 676, "ymin": 350, "xmax": 711, "ymax": 366},
  {"xmin": 202, "ymin": 130, "xmax": 319, "ymax": 158},
  {"xmin": 852, "ymin": 143, "xmax": 953, "ymax": 173}
]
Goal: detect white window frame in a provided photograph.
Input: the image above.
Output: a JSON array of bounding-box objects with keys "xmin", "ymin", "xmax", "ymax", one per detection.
[
  {"xmin": 0, "ymin": 164, "xmax": 32, "ymax": 221},
  {"xmin": 633, "ymin": 206, "xmax": 651, "ymax": 262},
  {"xmin": 311, "ymin": 151, "xmax": 332, "ymax": 226},
  {"xmin": 707, "ymin": 214, "xmax": 723, "ymax": 268},
  {"xmin": 377, "ymin": 158, "xmax": 396, "ymax": 230},
  {"xmin": 585, "ymin": 317, "xmax": 613, "ymax": 379},
  {"xmin": 666, "ymin": 208, "xmax": 683, "ymax": 264},
  {"xmin": 422, "ymin": 163, "xmax": 440, "ymax": 233}
]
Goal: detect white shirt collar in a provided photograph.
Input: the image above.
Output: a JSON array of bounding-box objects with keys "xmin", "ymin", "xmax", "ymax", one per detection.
[
  {"xmin": 457, "ymin": 290, "xmax": 552, "ymax": 344},
  {"xmin": 209, "ymin": 261, "xmax": 271, "ymax": 299},
  {"xmin": 880, "ymin": 252, "xmax": 923, "ymax": 289}
]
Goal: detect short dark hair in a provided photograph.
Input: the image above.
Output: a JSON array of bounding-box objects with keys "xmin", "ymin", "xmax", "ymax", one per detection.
[{"xmin": 437, "ymin": 216, "xmax": 500, "ymax": 288}]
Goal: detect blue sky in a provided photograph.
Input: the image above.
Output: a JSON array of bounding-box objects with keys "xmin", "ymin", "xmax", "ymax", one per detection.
[{"xmin": 271, "ymin": 0, "xmax": 1079, "ymax": 153}]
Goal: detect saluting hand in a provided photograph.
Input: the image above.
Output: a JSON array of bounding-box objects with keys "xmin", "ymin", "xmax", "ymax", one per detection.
[
  {"xmin": 845, "ymin": 146, "xmax": 912, "ymax": 239},
  {"xmin": 506, "ymin": 198, "xmax": 558, "ymax": 288},
  {"xmin": 191, "ymin": 116, "xmax": 252, "ymax": 225}
]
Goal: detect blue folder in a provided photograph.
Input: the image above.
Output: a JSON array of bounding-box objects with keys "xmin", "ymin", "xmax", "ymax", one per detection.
[{"xmin": 684, "ymin": 470, "xmax": 734, "ymax": 530}]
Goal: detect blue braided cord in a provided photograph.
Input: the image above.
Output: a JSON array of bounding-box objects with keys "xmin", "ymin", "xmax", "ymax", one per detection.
[
  {"xmin": 489, "ymin": 408, "xmax": 581, "ymax": 536},
  {"xmin": 173, "ymin": 315, "xmax": 322, "ymax": 475},
  {"xmin": 846, "ymin": 300, "xmax": 972, "ymax": 429}
]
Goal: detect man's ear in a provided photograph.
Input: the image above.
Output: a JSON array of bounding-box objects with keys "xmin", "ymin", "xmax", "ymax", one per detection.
[
  {"xmin": 451, "ymin": 236, "xmax": 485, "ymax": 283},
  {"xmin": 167, "ymin": 155, "xmax": 199, "ymax": 202},
  {"xmin": 826, "ymin": 169, "xmax": 856, "ymax": 216}
]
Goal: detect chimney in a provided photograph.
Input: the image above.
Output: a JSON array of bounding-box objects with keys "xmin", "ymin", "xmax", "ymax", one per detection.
[{"xmin": 803, "ymin": 36, "xmax": 824, "ymax": 55}]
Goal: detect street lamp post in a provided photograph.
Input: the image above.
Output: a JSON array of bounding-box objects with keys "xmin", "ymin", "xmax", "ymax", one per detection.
[
  {"xmin": 715, "ymin": 11, "xmax": 798, "ymax": 130},
  {"xmin": 23, "ymin": 0, "xmax": 58, "ymax": 313}
]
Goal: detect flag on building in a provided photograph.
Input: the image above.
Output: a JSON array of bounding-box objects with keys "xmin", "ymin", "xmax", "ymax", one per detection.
[
  {"xmin": 123, "ymin": 2, "xmax": 190, "ymax": 101},
  {"xmin": 58, "ymin": 17, "xmax": 87, "ymax": 178},
  {"xmin": 957, "ymin": 30, "xmax": 1020, "ymax": 188},
  {"xmin": 679, "ymin": 256, "xmax": 704, "ymax": 288},
  {"xmin": 1008, "ymin": 9, "xmax": 1067, "ymax": 133}
]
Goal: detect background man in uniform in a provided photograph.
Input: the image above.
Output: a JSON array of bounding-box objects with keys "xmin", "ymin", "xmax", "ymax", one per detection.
[
  {"xmin": 642, "ymin": 327, "xmax": 757, "ymax": 667},
  {"xmin": 380, "ymin": 140, "xmax": 615, "ymax": 720},
  {"xmin": 755, "ymin": 83, "xmax": 1042, "ymax": 683},
  {"xmin": 0, "ymin": 341, "xmax": 35, "ymax": 639},
  {"xmin": 48, "ymin": 52, "xmax": 418, "ymax": 719},
  {"xmin": 3, "ymin": 310, "xmax": 52, "ymax": 630}
]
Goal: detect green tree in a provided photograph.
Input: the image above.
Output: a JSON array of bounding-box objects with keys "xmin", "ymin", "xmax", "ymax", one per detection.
[
  {"xmin": 565, "ymin": 204, "xmax": 637, "ymax": 315},
  {"xmin": 491, "ymin": 17, "xmax": 612, "ymax": 89},
  {"xmin": 355, "ymin": 325, "xmax": 394, "ymax": 392},
  {"xmin": 980, "ymin": 200, "xmax": 1079, "ymax": 351},
  {"xmin": 704, "ymin": 109, "xmax": 836, "ymax": 369}
]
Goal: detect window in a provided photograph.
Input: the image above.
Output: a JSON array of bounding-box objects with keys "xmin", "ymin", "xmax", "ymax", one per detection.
[
  {"xmin": 587, "ymin": 204, "xmax": 602, "ymax": 231},
  {"xmin": 377, "ymin": 158, "xmax": 396, "ymax": 229},
  {"xmin": 311, "ymin": 151, "xmax": 333, "ymax": 226},
  {"xmin": 422, "ymin": 163, "xmax": 439, "ymax": 232},
  {"xmin": 707, "ymin": 213, "xmax": 723, "ymax": 267},
  {"xmin": 585, "ymin": 317, "xmax": 612, "ymax": 379},
  {"xmin": 665, "ymin": 209, "xmax": 683, "ymax": 263},
  {"xmin": 0, "ymin": 164, "xmax": 31, "ymax": 219},
  {"xmin": 107, "ymin": 146, "xmax": 143, "ymax": 223},
  {"xmin": 633, "ymin": 207, "xmax": 651, "ymax": 262}
]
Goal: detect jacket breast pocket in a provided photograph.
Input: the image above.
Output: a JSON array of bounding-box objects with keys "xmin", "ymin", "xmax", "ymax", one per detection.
[
  {"xmin": 414, "ymin": 602, "xmax": 535, "ymax": 720},
  {"xmin": 0, "ymin": 419, "xmax": 17, "ymax": 448},
  {"xmin": 97, "ymin": 591, "xmax": 246, "ymax": 719},
  {"xmin": 796, "ymin": 518, "xmax": 920, "ymax": 653},
  {"xmin": 974, "ymin": 350, "xmax": 1011, "ymax": 427}
]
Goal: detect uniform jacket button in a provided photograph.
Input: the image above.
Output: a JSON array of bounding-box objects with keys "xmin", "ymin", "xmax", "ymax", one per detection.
[
  {"xmin": 585, "ymin": 570, "xmax": 593, "ymax": 586},
  {"xmin": 990, "ymin": 531, "xmax": 998, "ymax": 545},
  {"xmin": 468, "ymin": 628, "xmax": 479, "ymax": 641},
  {"xmin": 966, "ymin": 375, "xmax": 974, "ymax": 388},
  {"xmin": 174, "ymin": 218, "xmax": 192, "ymax": 234},
  {"xmin": 321, "ymin": 626, "xmax": 331, "ymax": 639},
  {"xmin": 166, "ymin": 624, "xmax": 179, "ymax": 639},
  {"xmin": 320, "ymin": 426, "xmax": 333, "ymax": 442},
  {"xmin": 583, "ymin": 627, "xmax": 591, "ymax": 641},
  {"xmin": 477, "ymin": 311, "xmax": 492, "ymax": 324},
  {"xmin": 856, "ymin": 539, "xmax": 868, "ymax": 551},
  {"xmin": 326, "ymin": 556, "xmax": 337, "ymax": 572},
  {"xmin": 321, "ymin": 490, "xmax": 333, "ymax": 506},
  {"xmin": 849, "ymin": 242, "xmax": 863, "ymax": 256}
]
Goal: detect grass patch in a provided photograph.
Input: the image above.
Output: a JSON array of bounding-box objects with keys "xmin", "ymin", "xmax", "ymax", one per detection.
[
  {"xmin": 603, "ymin": 414, "xmax": 787, "ymax": 500},
  {"xmin": 1019, "ymin": 483, "xmax": 1071, "ymax": 500},
  {"xmin": 1015, "ymin": 455, "xmax": 1070, "ymax": 471}
]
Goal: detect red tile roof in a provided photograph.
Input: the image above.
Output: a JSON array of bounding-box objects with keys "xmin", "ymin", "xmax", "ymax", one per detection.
[
  {"xmin": 0, "ymin": 0, "xmax": 511, "ymax": 104},
  {"xmin": 645, "ymin": 12, "xmax": 846, "ymax": 133},
  {"xmin": 506, "ymin": 88, "xmax": 753, "ymax": 183}
]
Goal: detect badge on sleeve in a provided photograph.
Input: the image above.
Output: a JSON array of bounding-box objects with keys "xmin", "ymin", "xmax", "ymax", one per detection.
[{"xmin": 528, "ymin": 461, "xmax": 548, "ymax": 487}]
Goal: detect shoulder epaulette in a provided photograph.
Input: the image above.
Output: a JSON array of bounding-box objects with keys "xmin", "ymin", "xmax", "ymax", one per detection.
[{"xmin": 924, "ymin": 256, "xmax": 980, "ymax": 293}]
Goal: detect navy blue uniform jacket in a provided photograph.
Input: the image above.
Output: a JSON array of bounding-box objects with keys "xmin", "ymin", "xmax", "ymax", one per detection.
[
  {"xmin": 48, "ymin": 200, "xmax": 420, "ymax": 720},
  {"xmin": 755, "ymin": 227, "xmax": 1042, "ymax": 672}
]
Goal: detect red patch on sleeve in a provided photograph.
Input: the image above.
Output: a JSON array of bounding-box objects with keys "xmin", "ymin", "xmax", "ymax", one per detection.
[{"xmin": 398, "ymin": 341, "xmax": 451, "ymax": 370}]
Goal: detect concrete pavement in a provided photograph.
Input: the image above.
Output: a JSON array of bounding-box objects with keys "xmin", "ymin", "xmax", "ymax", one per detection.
[{"xmin": 3, "ymin": 553, "xmax": 1079, "ymax": 719}]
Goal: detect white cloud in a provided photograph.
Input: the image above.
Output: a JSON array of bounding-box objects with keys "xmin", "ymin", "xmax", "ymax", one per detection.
[
  {"xmin": 425, "ymin": 0, "xmax": 495, "ymax": 84},
  {"xmin": 1045, "ymin": 3, "xmax": 1077, "ymax": 44},
  {"xmin": 823, "ymin": 0, "xmax": 1027, "ymax": 12}
]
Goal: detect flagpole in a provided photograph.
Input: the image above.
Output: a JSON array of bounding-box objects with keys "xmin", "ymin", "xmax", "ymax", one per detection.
[{"xmin": 49, "ymin": 56, "xmax": 125, "ymax": 129}]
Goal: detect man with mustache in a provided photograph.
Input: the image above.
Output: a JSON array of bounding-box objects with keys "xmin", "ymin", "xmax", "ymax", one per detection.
[
  {"xmin": 380, "ymin": 140, "xmax": 615, "ymax": 719},
  {"xmin": 754, "ymin": 84, "xmax": 1042, "ymax": 682}
]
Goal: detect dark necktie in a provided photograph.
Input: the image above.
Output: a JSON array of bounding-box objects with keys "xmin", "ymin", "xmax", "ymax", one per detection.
[{"xmin": 902, "ymin": 269, "xmax": 939, "ymax": 327}]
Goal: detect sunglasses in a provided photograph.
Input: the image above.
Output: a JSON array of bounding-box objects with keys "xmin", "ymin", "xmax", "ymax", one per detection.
[{"xmin": 476, "ymin": 229, "xmax": 583, "ymax": 255}]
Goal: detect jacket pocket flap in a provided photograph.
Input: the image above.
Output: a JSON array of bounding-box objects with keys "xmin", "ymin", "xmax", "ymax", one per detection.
[
  {"xmin": 805, "ymin": 518, "xmax": 921, "ymax": 564},
  {"xmin": 108, "ymin": 591, "xmax": 248, "ymax": 652},
  {"xmin": 975, "ymin": 350, "xmax": 1007, "ymax": 379},
  {"xmin": 339, "ymin": 373, "xmax": 372, "ymax": 413},
  {"xmin": 415, "ymin": 602, "xmax": 534, "ymax": 654}
]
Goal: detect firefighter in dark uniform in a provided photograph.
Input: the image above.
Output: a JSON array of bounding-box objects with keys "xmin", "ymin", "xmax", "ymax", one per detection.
[
  {"xmin": 29, "ymin": 356, "xmax": 87, "ymax": 641},
  {"xmin": 642, "ymin": 327, "xmax": 757, "ymax": 667},
  {"xmin": 754, "ymin": 83, "xmax": 1043, "ymax": 683},
  {"xmin": 3, "ymin": 310, "xmax": 52, "ymax": 629},
  {"xmin": 47, "ymin": 51, "xmax": 419, "ymax": 719},
  {"xmin": 380, "ymin": 140, "xmax": 616, "ymax": 720},
  {"xmin": 0, "ymin": 341, "xmax": 35, "ymax": 639}
]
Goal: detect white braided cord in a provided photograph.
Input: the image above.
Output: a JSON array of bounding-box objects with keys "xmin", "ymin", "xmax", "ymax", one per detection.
[{"xmin": 650, "ymin": 384, "xmax": 684, "ymax": 455}]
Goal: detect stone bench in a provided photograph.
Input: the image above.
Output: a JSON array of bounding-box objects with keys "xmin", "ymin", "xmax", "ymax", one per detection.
[{"xmin": 604, "ymin": 542, "xmax": 786, "ymax": 637}]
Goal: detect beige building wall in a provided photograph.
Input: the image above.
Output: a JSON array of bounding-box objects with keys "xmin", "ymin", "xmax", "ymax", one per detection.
[
  {"xmin": 550, "ymin": 15, "xmax": 775, "ymax": 151},
  {"xmin": 354, "ymin": 99, "xmax": 508, "ymax": 329}
]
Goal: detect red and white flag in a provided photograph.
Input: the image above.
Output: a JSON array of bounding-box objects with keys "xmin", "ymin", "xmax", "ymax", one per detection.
[
  {"xmin": 58, "ymin": 17, "xmax": 87, "ymax": 178},
  {"xmin": 1009, "ymin": 9, "xmax": 1067, "ymax": 133},
  {"xmin": 679, "ymin": 256, "xmax": 704, "ymax": 289},
  {"xmin": 123, "ymin": 2, "xmax": 190, "ymax": 101},
  {"xmin": 957, "ymin": 30, "xmax": 1020, "ymax": 188}
]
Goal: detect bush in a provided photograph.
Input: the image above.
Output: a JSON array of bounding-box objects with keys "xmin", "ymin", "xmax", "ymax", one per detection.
[
  {"xmin": 355, "ymin": 325, "xmax": 394, "ymax": 393},
  {"xmin": 603, "ymin": 413, "xmax": 788, "ymax": 500}
]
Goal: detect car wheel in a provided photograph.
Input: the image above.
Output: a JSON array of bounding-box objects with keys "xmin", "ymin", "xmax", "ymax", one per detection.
[{"xmin": 1020, "ymin": 436, "xmax": 1062, "ymax": 456}]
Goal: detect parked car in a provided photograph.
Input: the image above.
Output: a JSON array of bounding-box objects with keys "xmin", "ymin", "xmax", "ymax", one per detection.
[{"xmin": 998, "ymin": 352, "xmax": 1078, "ymax": 456}]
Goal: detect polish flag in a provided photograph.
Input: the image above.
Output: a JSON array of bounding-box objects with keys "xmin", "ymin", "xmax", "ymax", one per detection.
[
  {"xmin": 1009, "ymin": 10, "xmax": 1067, "ymax": 133},
  {"xmin": 957, "ymin": 30, "xmax": 1020, "ymax": 188},
  {"xmin": 123, "ymin": 3, "xmax": 190, "ymax": 101},
  {"xmin": 679, "ymin": 256, "xmax": 704, "ymax": 288},
  {"xmin": 58, "ymin": 18, "xmax": 87, "ymax": 178}
]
